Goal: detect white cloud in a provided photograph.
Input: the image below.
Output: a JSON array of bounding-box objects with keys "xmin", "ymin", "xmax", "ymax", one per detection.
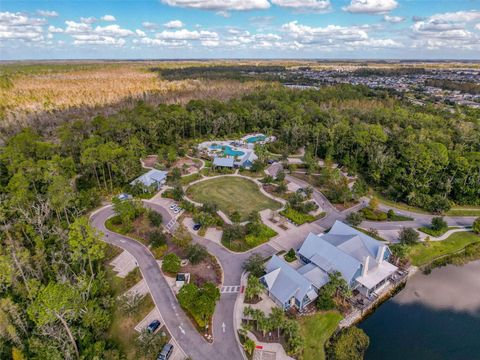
[
  {"xmin": 343, "ymin": 0, "xmax": 398, "ymax": 14},
  {"xmin": 216, "ymin": 11, "xmax": 231, "ymax": 18},
  {"xmin": 37, "ymin": 10, "xmax": 59, "ymax": 17},
  {"xmin": 64, "ymin": 20, "xmax": 134, "ymax": 46},
  {"xmin": 135, "ymin": 29, "xmax": 146, "ymax": 37},
  {"xmin": 282, "ymin": 21, "xmax": 368, "ymax": 44},
  {"xmin": 0, "ymin": 11, "xmax": 45, "ymax": 42},
  {"xmin": 142, "ymin": 21, "xmax": 158, "ymax": 29},
  {"xmin": 48, "ymin": 25, "xmax": 63, "ymax": 33},
  {"xmin": 101, "ymin": 15, "xmax": 116, "ymax": 22},
  {"xmin": 349, "ymin": 38, "xmax": 403, "ymax": 48},
  {"xmin": 476, "ymin": 24, "xmax": 480, "ymax": 31},
  {"xmin": 156, "ymin": 28, "xmax": 218, "ymax": 41},
  {"xmin": 271, "ymin": 0, "xmax": 330, "ymax": 12},
  {"xmin": 384, "ymin": 15, "xmax": 405, "ymax": 23},
  {"xmin": 161, "ymin": 0, "xmax": 270, "ymax": 11},
  {"xmin": 80, "ymin": 17, "xmax": 96, "ymax": 24},
  {"xmin": 411, "ymin": 11, "xmax": 480, "ymax": 50},
  {"xmin": 164, "ymin": 20, "xmax": 184, "ymax": 28},
  {"xmin": 429, "ymin": 10, "xmax": 480, "ymax": 23}
]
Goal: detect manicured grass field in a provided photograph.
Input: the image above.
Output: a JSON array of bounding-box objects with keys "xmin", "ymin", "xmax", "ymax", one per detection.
[
  {"xmin": 407, "ymin": 231, "xmax": 480, "ymax": 266},
  {"xmin": 299, "ymin": 311, "xmax": 343, "ymax": 360},
  {"xmin": 187, "ymin": 176, "xmax": 281, "ymax": 221}
]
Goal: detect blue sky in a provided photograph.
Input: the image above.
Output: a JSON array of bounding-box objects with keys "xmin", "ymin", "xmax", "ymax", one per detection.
[{"xmin": 1, "ymin": 0, "xmax": 479, "ymax": 60}]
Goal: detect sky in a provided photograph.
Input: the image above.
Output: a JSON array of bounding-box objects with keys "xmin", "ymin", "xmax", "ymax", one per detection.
[{"xmin": 1, "ymin": 0, "xmax": 480, "ymax": 60}]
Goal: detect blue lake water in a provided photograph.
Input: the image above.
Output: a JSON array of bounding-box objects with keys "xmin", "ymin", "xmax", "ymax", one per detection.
[{"xmin": 359, "ymin": 260, "xmax": 480, "ymax": 360}]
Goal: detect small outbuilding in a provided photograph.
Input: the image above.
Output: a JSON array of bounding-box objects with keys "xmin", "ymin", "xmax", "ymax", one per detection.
[
  {"xmin": 130, "ymin": 169, "xmax": 168, "ymax": 190},
  {"xmin": 213, "ymin": 157, "xmax": 234, "ymax": 168}
]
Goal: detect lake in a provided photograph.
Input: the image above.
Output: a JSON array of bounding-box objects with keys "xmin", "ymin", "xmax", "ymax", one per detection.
[{"xmin": 359, "ymin": 260, "xmax": 480, "ymax": 360}]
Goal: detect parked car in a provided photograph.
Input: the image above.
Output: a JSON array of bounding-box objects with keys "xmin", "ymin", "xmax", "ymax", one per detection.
[
  {"xmin": 173, "ymin": 207, "xmax": 182, "ymax": 214},
  {"xmin": 117, "ymin": 193, "xmax": 132, "ymax": 201},
  {"xmin": 267, "ymin": 159, "xmax": 276, "ymax": 165},
  {"xmin": 146, "ymin": 320, "xmax": 161, "ymax": 333},
  {"xmin": 157, "ymin": 344, "xmax": 173, "ymax": 360},
  {"xmin": 169, "ymin": 203, "xmax": 177, "ymax": 210},
  {"xmin": 193, "ymin": 223, "xmax": 201, "ymax": 231}
]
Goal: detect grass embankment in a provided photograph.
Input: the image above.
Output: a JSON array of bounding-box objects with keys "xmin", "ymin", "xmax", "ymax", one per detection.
[
  {"xmin": 446, "ymin": 206, "xmax": 480, "ymax": 216},
  {"xmin": 406, "ymin": 232, "xmax": 480, "ymax": 266},
  {"xmin": 187, "ymin": 176, "xmax": 281, "ymax": 221},
  {"xmin": 376, "ymin": 193, "xmax": 480, "ymax": 217},
  {"xmin": 418, "ymin": 226, "xmax": 459, "ymax": 237},
  {"xmin": 299, "ymin": 311, "xmax": 343, "ymax": 360}
]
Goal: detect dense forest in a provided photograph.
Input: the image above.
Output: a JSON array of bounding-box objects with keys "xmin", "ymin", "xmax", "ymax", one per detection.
[{"xmin": 1, "ymin": 83, "xmax": 479, "ymax": 358}]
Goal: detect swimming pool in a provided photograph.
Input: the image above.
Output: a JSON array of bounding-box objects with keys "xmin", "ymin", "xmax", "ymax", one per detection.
[
  {"xmin": 209, "ymin": 144, "xmax": 244, "ymax": 157},
  {"xmin": 223, "ymin": 146, "xmax": 244, "ymax": 157},
  {"xmin": 246, "ymin": 135, "xmax": 266, "ymax": 143}
]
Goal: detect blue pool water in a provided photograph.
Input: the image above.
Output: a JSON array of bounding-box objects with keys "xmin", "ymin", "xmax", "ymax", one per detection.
[
  {"xmin": 209, "ymin": 145, "xmax": 244, "ymax": 157},
  {"xmin": 246, "ymin": 135, "xmax": 266, "ymax": 143}
]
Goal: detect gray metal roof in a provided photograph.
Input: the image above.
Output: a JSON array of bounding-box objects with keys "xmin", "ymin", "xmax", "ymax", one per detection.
[
  {"xmin": 298, "ymin": 221, "xmax": 393, "ymax": 284},
  {"xmin": 130, "ymin": 169, "xmax": 168, "ymax": 187},
  {"xmin": 213, "ymin": 157, "xmax": 234, "ymax": 167},
  {"xmin": 297, "ymin": 263, "xmax": 330, "ymax": 289},
  {"xmin": 262, "ymin": 255, "xmax": 314, "ymax": 305}
]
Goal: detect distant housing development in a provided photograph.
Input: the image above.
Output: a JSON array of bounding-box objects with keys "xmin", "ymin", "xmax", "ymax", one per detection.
[
  {"xmin": 198, "ymin": 133, "xmax": 275, "ymax": 170},
  {"xmin": 261, "ymin": 221, "xmax": 398, "ymax": 311}
]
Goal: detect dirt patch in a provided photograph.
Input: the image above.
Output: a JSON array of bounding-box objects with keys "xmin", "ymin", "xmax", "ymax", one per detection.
[
  {"xmin": 172, "ymin": 157, "xmax": 200, "ymax": 175},
  {"xmin": 333, "ymin": 201, "xmax": 359, "ymax": 212},
  {"xmin": 142, "ymin": 155, "xmax": 158, "ymax": 168},
  {"xmin": 180, "ymin": 256, "xmax": 221, "ymax": 287}
]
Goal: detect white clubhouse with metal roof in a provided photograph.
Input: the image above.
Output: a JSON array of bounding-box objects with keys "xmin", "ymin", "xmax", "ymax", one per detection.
[{"xmin": 261, "ymin": 221, "xmax": 398, "ymax": 311}]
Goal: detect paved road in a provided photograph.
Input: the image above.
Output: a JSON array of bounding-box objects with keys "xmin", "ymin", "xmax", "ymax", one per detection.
[
  {"xmin": 92, "ymin": 201, "xmax": 277, "ymax": 360},
  {"xmin": 91, "ymin": 206, "xmax": 246, "ymax": 360}
]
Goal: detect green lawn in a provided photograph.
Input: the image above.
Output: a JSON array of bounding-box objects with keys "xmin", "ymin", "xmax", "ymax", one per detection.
[
  {"xmin": 407, "ymin": 231, "xmax": 480, "ymax": 266},
  {"xmin": 418, "ymin": 226, "xmax": 458, "ymax": 237},
  {"xmin": 179, "ymin": 172, "xmax": 202, "ymax": 186},
  {"xmin": 299, "ymin": 311, "xmax": 343, "ymax": 360},
  {"xmin": 446, "ymin": 207, "xmax": 480, "ymax": 216},
  {"xmin": 187, "ymin": 176, "xmax": 281, "ymax": 221}
]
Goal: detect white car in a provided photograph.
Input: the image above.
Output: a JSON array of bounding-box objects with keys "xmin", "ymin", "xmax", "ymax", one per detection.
[
  {"xmin": 173, "ymin": 207, "xmax": 182, "ymax": 214},
  {"xmin": 169, "ymin": 203, "xmax": 177, "ymax": 210}
]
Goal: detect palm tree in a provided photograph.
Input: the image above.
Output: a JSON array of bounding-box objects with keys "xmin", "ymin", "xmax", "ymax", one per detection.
[
  {"xmin": 269, "ymin": 307, "xmax": 285, "ymax": 338},
  {"xmin": 243, "ymin": 338, "xmax": 256, "ymax": 356},
  {"xmin": 245, "ymin": 275, "xmax": 263, "ymax": 302}
]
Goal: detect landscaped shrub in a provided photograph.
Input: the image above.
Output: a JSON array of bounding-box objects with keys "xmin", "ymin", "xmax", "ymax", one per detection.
[
  {"xmin": 399, "ymin": 228, "xmax": 420, "ymax": 244},
  {"xmin": 474, "ymin": 217, "xmax": 480, "ymax": 234},
  {"xmin": 328, "ymin": 326, "xmax": 370, "ymax": 360},
  {"xmin": 284, "ymin": 248, "xmax": 296, "ymax": 262},
  {"xmin": 162, "ymin": 253, "xmax": 181, "ymax": 274},
  {"xmin": 147, "ymin": 210, "xmax": 163, "ymax": 227},
  {"xmin": 186, "ymin": 244, "xmax": 208, "ymax": 265},
  {"xmin": 177, "ymin": 282, "xmax": 220, "ymax": 328},
  {"xmin": 242, "ymin": 254, "xmax": 266, "ymax": 277},
  {"xmin": 346, "ymin": 212, "xmax": 364, "ymax": 226},
  {"xmin": 149, "ymin": 229, "xmax": 167, "ymax": 248},
  {"xmin": 280, "ymin": 207, "xmax": 316, "ymax": 225},
  {"xmin": 361, "ymin": 208, "xmax": 387, "ymax": 221}
]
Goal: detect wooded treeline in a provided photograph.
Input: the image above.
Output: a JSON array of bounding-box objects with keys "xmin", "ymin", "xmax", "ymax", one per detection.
[{"xmin": 0, "ymin": 83, "xmax": 479, "ymax": 359}]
